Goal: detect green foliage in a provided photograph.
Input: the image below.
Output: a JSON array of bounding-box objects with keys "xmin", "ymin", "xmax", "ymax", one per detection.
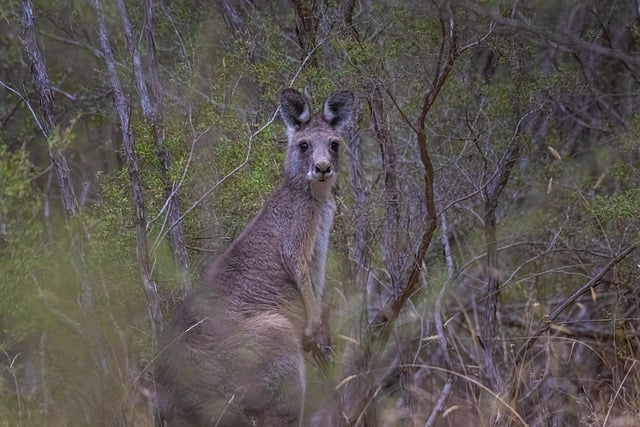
[
  {"xmin": 89, "ymin": 169, "xmax": 135, "ymax": 259},
  {"xmin": 213, "ymin": 123, "xmax": 282, "ymax": 234},
  {"xmin": 591, "ymin": 190, "xmax": 640, "ymax": 223},
  {"xmin": 0, "ymin": 144, "xmax": 44, "ymax": 338}
]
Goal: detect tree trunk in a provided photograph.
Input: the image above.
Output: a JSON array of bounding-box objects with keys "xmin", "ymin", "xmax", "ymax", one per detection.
[
  {"xmin": 291, "ymin": 0, "xmax": 319, "ymax": 66},
  {"xmin": 89, "ymin": 0, "xmax": 164, "ymax": 341},
  {"xmin": 346, "ymin": 118, "xmax": 369, "ymax": 298},
  {"xmin": 20, "ymin": 0, "xmax": 78, "ymax": 217},
  {"xmin": 480, "ymin": 138, "xmax": 519, "ymax": 425},
  {"xmin": 369, "ymin": 85, "xmax": 403, "ymax": 297},
  {"xmin": 117, "ymin": 0, "xmax": 192, "ymax": 292}
]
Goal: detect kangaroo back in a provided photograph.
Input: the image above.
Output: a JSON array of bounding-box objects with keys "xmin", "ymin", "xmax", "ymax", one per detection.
[{"xmin": 155, "ymin": 88, "xmax": 353, "ymax": 427}]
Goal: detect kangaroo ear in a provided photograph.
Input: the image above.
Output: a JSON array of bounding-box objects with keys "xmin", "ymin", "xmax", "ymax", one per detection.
[
  {"xmin": 280, "ymin": 88, "xmax": 311, "ymax": 131},
  {"xmin": 323, "ymin": 90, "xmax": 354, "ymax": 130}
]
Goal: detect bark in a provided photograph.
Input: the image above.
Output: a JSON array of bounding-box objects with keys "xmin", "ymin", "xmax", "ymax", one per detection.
[
  {"xmin": 20, "ymin": 0, "xmax": 78, "ymax": 217},
  {"xmin": 88, "ymin": 0, "xmax": 163, "ymax": 340},
  {"xmin": 368, "ymin": 85, "xmax": 403, "ymax": 296},
  {"xmin": 117, "ymin": 0, "xmax": 192, "ymax": 291},
  {"xmin": 291, "ymin": 0, "xmax": 319, "ymax": 66},
  {"xmin": 346, "ymin": 119, "xmax": 369, "ymax": 297},
  {"xmin": 215, "ymin": 0, "xmax": 250, "ymax": 34},
  {"xmin": 480, "ymin": 140, "xmax": 519, "ymax": 397}
]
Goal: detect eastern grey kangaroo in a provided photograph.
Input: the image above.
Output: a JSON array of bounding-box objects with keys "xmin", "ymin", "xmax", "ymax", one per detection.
[{"xmin": 154, "ymin": 88, "xmax": 354, "ymax": 426}]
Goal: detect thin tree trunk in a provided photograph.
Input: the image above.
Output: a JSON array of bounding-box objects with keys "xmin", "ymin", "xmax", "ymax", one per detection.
[
  {"xmin": 481, "ymin": 137, "xmax": 519, "ymax": 399},
  {"xmin": 215, "ymin": 0, "xmax": 250, "ymax": 35},
  {"xmin": 21, "ymin": 0, "xmax": 95, "ymax": 309},
  {"xmin": 346, "ymin": 119, "xmax": 369, "ymax": 298},
  {"xmin": 291, "ymin": 0, "xmax": 319, "ymax": 66},
  {"xmin": 478, "ymin": 136, "xmax": 520, "ymax": 427},
  {"xmin": 369, "ymin": 85, "xmax": 403, "ymax": 296},
  {"xmin": 117, "ymin": 0, "xmax": 192, "ymax": 292},
  {"xmin": 424, "ymin": 213, "xmax": 456, "ymax": 427},
  {"xmin": 89, "ymin": 0, "xmax": 163, "ymax": 341},
  {"xmin": 339, "ymin": 0, "xmax": 373, "ymax": 300},
  {"xmin": 368, "ymin": 82, "xmax": 423, "ymax": 422},
  {"xmin": 20, "ymin": 0, "xmax": 78, "ymax": 217}
]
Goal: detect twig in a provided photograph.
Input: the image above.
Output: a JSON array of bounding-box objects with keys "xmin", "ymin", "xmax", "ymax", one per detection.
[
  {"xmin": 515, "ymin": 243, "xmax": 638, "ymax": 363},
  {"xmin": 0, "ymin": 79, "xmax": 46, "ymax": 138},
  {"xmin": 602, "ymin": 359, "xmax": 637, "ymax": 427}
]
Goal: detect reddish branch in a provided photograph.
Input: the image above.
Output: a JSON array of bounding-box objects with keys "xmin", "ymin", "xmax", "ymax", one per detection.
[
  {"xmin": 20, "ymin": 0, "xmax": 78, "ymax": 217},
  {"xmin": 89, "ymin": 0, "xmax": 164, "ymax": 339},
  {"xmin": 325, "ymin": 4, "xmax": 459, "ymax": 426},
  {"xmin": 371, "ymin": 8, "xmax": 457, "ymax": 333}
]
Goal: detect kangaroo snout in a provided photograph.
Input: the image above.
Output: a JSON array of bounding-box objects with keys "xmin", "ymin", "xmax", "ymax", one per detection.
[
  {"xmin": 315, "ymin": 160, "xmax": 330, "ymax": 173},
  {"xmin": 313, "ymin": 159, "xmax": 333, "ymax": 180}
]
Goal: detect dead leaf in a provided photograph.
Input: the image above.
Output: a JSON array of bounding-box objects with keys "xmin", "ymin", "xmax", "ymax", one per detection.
[{"xmin": 547, "ymin": 146, "xmax": 561, "ymax": 160}]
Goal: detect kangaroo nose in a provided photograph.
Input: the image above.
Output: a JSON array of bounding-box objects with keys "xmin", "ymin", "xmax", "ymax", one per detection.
[{"xmin": 315, "ymin": 162, "xmax": 331, "ymax": 174}]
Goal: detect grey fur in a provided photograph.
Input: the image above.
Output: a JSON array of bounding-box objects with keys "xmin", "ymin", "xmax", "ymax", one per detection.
[{"xmin": 155, "ymin": 88, "xmax": 354, "ymax": 427}]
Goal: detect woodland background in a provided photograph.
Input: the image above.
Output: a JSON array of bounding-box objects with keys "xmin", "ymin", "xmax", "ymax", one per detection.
[{"xmin": 1, "ymin": 0, "xmax": 639, "ymax": 426}]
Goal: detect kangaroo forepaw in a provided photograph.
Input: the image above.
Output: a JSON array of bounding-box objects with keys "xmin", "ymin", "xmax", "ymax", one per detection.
[{"xmin": 303, "ymin": 325, "xmax": 332, "ymax": 366}]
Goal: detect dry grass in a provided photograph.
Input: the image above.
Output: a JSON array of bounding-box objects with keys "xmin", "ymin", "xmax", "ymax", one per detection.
[{"xmin": 1, "ymin": 249, "xmax": 638, "ymax": 427}]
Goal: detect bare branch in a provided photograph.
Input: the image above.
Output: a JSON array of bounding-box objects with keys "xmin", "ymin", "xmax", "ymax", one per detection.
[
  {"xmin": 465, "ymin": 2, "xmax": 640, "ymax": 67},
  {"xmin": 515, "ymin": 243, "xmax": 638, "ymax": 363},
  {"xmin": 0, "ymin": 78, "xmax": 46, "ymax": 138}
]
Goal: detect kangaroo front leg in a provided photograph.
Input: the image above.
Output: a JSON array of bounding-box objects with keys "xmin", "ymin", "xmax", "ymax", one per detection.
[
  {"xmin": 299, "ymin": 276, "xmax": 331, "ymax": 364},
  {"xmin": 299, "ymin": 273, "xmax": 321, "ymax": 345}
]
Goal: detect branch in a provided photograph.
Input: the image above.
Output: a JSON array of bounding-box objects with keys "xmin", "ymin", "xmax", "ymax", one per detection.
[
  {"xmin": 465, "ymin": 2, "xmax": 640, "ymax": 66},
  {"xmin": 371, "ymin": 2, "xmax": 458, "ymax": 332},
  {"xmin": 0, "ymin": 78, "xmax": 46, "ymax": 138},
  {"xmin": 515, "ymin": 243, "xmax": 638, "ymax": 363}
]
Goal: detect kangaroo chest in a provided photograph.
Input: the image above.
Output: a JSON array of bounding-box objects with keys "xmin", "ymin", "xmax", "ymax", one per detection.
[{"xmin": 308, "ymin": 199, "xmax": 336, "ymax": 297}]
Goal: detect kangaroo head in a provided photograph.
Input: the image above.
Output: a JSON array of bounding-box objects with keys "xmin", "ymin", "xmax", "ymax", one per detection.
[{"xmin": 280, "ymin": 88, "xmax": 354, "ymax": 194}]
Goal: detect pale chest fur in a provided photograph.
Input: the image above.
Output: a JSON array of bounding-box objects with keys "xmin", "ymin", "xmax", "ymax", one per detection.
[{"xmin": 308, "ymin": 197, "xmax": 336, "ymax": 297}]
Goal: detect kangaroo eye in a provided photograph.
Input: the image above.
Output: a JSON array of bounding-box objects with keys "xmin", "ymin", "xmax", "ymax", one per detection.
[
  {"xmin": 298, "ymin": 141, "xmax": 310, "ymax": 152},
  {"xmin": 330, "ymin": 140, "xmax": 340, "ymax": 152}
]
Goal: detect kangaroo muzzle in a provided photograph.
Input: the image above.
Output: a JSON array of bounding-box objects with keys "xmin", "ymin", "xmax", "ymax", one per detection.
[{"xmin": 311, "ymin": 158, "xmax": 334, "ymax": 181}]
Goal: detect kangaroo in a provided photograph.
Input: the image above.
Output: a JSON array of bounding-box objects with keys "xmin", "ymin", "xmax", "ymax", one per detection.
[{"xmin": 154, "ymin": 88, "xmax": 354, "ymax": 427}]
